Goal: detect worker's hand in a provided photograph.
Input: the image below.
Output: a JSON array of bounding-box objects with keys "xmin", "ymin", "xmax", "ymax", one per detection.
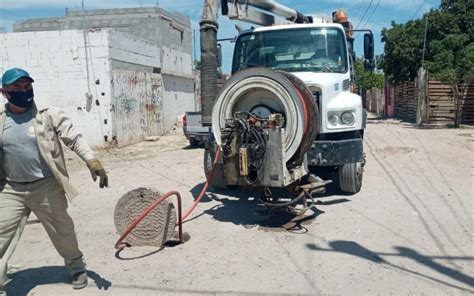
[{"xmin": 86, "ymin": 158, "xmax": 108, "ymax": 188}]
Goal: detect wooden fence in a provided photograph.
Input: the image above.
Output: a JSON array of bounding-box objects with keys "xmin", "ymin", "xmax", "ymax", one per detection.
[
  {"xmin": 389, "ymin": 79, "xmax": 474, "ymax": 125},
  {"xmin": 461, "ymin": 81, "xmax": 474, "ymax": 124},
  {"xmin": 394, "ymin": 81, "xmax": 418, "ymax": 122}
]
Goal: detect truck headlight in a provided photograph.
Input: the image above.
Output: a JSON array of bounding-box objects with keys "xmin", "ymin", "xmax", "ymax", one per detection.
[
  {"xmin": 341, "ymin": 111, "xmax": 355, "ymax": 125},
  {"xmin": 328, "ymin": 114, "xmax": 339, "ymax": 126}
]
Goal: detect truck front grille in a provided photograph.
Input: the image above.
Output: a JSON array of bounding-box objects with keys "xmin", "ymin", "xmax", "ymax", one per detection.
[{"xmin": 342, "ymin": 79, "xmax": 350, "ymax": 91}]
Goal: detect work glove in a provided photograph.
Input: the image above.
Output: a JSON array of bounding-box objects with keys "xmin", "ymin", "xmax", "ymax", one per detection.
[{"xmin": 86, "ymin": 158, "xmax": 108, "ymax": 188}]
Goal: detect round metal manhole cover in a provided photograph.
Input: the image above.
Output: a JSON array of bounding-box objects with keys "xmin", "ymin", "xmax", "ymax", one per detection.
[{"xmin": 114, "ymin": 187, "xmax": 177, "ymax": 247}]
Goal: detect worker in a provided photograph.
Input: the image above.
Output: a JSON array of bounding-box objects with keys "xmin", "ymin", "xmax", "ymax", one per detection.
[
  {"xmin": 0, "ymin": 68, "xmax": 108, "ymax": 294},
  {"xmin": 312, "ymin": 36, "xmax": 342, "ymax": 65},
  {"xmin": 327, "ymin": 39, "xmax": 343, "ymax": 65}
]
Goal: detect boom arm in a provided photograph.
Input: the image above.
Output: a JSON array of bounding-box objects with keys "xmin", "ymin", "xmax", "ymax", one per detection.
[{"xmin": 225, "ymin": 0, "xmax": 312, "ymax": 25}]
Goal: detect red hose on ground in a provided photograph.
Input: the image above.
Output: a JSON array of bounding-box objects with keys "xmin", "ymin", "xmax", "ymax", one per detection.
[{"xmin": 114, "ymin": 147, "xmax": 222, "ymax": 250}]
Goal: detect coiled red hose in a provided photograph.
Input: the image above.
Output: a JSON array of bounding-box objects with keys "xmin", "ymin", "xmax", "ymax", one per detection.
[{"xmin": 114, "ymin": 147, "xmax": 222, "ymax": 250}]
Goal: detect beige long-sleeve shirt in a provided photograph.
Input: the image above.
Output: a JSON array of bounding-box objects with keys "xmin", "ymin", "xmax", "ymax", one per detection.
[{"xmin": 0, "ymin": 102, "xmax": 95, "ymax": 201}]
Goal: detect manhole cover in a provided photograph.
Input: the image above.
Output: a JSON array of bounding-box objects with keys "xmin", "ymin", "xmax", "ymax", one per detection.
[
  {"xmin": 375, "ymin": 146, "xmax": 418, "ymax": 155},
  {"xmin": 114, "ymin": 187, "xmax": 177, "ymax": 247}
]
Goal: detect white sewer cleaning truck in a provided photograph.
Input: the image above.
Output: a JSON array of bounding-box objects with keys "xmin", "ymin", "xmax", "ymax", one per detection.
[{"xmin": 198, "ymin": 0, "xmax": 374, "ymax": 208}]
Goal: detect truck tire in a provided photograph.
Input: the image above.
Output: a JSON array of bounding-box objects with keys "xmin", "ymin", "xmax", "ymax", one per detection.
[
  {"xmin": 189, "ymin": 138, "xmax": 200, "ymax": 147},
  {"xmin": 338, "ymin": 162, "xmax": 363, "ymax": 194},
  {"xmin": 203, "ymin": 145, "xmax": 228, "ymax": 190}
]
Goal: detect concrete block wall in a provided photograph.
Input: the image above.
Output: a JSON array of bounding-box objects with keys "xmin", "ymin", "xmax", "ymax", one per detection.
[
  {"xmin": 161, "ymin": 46, "xmax": 193, "ymax": 77},
  {"xmin": 0, "ymin": 30, "xmax": 113, "ymax": 148},
  {"xmin": 13, "ymin": 7, "xmax": 192, "ymax": 55},
  {"xmin": 112, "ymin": 69, "xmax": 164, "ymax": 147},
  {"xmin": 108, "ymin": 31, "xmax": 161, "ymax": 68},
  {"xmin": 108, "ymin": 30, "xmax": 195, "ymax": 145}
]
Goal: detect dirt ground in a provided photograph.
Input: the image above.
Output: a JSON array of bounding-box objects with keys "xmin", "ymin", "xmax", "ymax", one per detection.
[{"xmin": 5, "ymin": 118, "xmax": 474, "ymax": 295}]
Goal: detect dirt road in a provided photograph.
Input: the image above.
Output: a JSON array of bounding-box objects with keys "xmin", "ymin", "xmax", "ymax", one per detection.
[{"xmin": 6, "ymin": 119, "xmax": 474, "ymax": 295}]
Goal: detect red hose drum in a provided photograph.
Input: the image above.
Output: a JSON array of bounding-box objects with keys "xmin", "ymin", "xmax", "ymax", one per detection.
[{"xmin": 212, "ymin": 67, "xmax": 319, "ymax": 165}]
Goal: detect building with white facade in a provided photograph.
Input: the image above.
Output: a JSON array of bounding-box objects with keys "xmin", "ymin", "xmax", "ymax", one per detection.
[{"xmin": 1, "ymin": 7, "xmax": 196, "ymax": 148}]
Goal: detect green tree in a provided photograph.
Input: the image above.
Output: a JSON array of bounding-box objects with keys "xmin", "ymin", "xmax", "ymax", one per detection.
[
  {"xmin": 380, "ymin": 18, "xmax": 425, "ymax": 84},
  {"xmin": 424, "ymin": 0, "xmax": 473, "ymax": 126},
  {"xmin": 354, "ymin": 58, "xmax": 384, "ymax": 90},
  {"xmin": 193, "ymin": 60, "xmax": 202, "ymax": 71}
]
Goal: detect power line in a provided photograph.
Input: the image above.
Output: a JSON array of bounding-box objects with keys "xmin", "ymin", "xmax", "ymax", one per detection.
[
  {"xmin": 354, "ymin": 0, "xmax": 374, "ymax": 30},
  {"xmin": 361, "ymin": 0, "xmax": 381, "ymax": 29},
  {"xmin": 354, "ymin": 0, "xmax": 381, "ymax": 40},
  {"xmin": 351, "ymin": 0, "xmax": 366, "ymax": 20},
  {"xmin": 410, "ymin": 0, "xmax": 426, "ymax": 20}
]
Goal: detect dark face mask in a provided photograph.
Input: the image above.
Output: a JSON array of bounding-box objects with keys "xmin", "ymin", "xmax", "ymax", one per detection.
[{"xmin": 7, "ymin": 89, "xmax": 34, "ymax": 108}]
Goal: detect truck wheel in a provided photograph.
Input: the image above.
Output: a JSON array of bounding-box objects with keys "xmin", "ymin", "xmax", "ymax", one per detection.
[
  {"xmin": 189, "ymin": 138, "xmax": 199, "ymax": 147},
  {"xmin": 338, "ymin": 162, "xmax": 363, "ymax": 194},
  {"xmin": 203, "ymin": 146, "xmax": 228, "ymax": 190}
]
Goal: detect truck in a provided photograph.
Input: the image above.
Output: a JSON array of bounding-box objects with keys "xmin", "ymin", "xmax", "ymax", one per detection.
[
  {"xmin": 183, "ymin": 111, "xmax": 210, "ymax": 147},
  {"xmin": 199, "ymin": 0, "xmax": 374, "ymax": 210}
]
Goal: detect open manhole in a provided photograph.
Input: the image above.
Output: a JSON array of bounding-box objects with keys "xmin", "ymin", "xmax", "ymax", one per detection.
[{"xmin": 114, "ymin": 187, "xmax": 177, "ymax": 247}]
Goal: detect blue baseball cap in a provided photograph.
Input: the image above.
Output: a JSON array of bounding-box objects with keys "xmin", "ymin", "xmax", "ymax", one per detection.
[{"xmin": 1, "ymin": 68, "xmax": 34, "ymax": 87}]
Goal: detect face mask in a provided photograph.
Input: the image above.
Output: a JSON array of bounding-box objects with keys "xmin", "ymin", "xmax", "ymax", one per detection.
[{"xmin": 7, "ymin": 89, "xmax": 34, "ymax": 108}]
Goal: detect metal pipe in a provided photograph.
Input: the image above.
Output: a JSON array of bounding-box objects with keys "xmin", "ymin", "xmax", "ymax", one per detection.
[
  {"xmin": 232, "ymin": 0, "xmax": 310, "ymax": 23},
  {"xmin": 200, "ymin": 0, "xmax": 220, "ymax": 126},
  {"xmin": 245, "ymin": 0, "xmax": 298, "ymax": 19}
]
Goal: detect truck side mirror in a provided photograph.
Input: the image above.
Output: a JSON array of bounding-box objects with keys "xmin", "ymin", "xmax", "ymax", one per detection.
[
  {"xmin": 364, "ymin": 33, "xmax": 374, "ymax": 61},
  {"xmin": 217, "ymin": 43, "xmax": 222, "ymax": 68}
]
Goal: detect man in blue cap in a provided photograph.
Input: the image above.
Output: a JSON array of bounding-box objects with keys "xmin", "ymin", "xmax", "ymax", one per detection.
[{"xmin": 0, "ymin": 68, "xmax": 109, "ymax": 294}]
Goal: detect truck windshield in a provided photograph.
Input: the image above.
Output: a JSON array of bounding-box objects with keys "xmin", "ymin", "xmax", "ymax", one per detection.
[{"xmin": 232, "ymin": 27, "xmax": 348, "ymax": 74}]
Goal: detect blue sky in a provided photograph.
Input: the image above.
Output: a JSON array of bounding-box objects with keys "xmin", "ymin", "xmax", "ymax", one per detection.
[{"xmin": 0, "ymin": 0, "xmax": 440, "ymax": 73}]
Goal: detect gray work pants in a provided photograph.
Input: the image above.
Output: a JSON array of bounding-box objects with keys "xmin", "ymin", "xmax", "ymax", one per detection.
[{"xmin": 0, "ymin": 176, "xmax": 85, "ymax": 289}]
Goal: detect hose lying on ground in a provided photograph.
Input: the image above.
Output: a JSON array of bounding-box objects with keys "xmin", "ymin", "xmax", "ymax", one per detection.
[{"xmin": 114, "ymin": 147, "xmax": 222, "ymax": 250}]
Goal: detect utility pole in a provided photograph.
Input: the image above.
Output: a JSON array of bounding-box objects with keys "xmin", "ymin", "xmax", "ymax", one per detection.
[
  {"xmin": 417, "ymin": 16, "xmax": 429, "ymax": 126},
  {"xmin": 421, "ymin": 16, "xmax": 428, "ymax": 67},
  {"xmin": 193, "ymin": 29, "xmax": 197, "ymax": 66},
  {"xmin": 81, "ymin": 0, "xmax": 91, "ymax": 97}
]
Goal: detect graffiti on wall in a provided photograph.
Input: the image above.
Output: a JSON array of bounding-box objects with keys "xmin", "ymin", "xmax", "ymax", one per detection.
[{"xmin": 112, "ymin": 70, "xmax": 164, "ymax": 147}]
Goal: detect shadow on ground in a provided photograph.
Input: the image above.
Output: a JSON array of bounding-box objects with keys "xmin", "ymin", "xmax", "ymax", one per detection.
[
  {"xmin": 6, "ymin": 266, "xmax": 111, "ymax": 296},
  {"xmin": 189, "ymin": 182, "xmax": 332, "ymax": 232},
  {"xmin": 307, "ymin": 240, "xmax": 474, "ymax": 292}
]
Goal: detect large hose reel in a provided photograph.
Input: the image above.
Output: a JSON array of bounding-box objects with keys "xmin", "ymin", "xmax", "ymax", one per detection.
[{"xmin": 212, "ymin": 68, "xmax": 319, "ymax": 167}]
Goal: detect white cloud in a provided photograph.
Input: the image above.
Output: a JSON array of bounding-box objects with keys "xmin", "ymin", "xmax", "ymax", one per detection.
[{"xmin": 1, "ymin": 0, "xmax": 76, "ymax": 9}]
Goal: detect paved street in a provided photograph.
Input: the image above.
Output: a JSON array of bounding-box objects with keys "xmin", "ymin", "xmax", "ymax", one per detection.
[{"xmin": 6, "ymin": 119, "xmax": 474, "ymax": 295}]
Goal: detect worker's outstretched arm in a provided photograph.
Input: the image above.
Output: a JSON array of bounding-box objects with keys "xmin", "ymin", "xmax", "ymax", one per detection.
[{"xmin": 48, "ymin": 107, "xmax": 108, "ymax": 188}]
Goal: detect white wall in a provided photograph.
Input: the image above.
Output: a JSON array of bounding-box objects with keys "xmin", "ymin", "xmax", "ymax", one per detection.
[
  {"xmin": 162, "ymin": 75, "xmax": 195, "ymax": 130},
  {"xmin": 108, "ymin": 30, "xmax": 196, "ymax": 145},
  {"xmin": 1, "ymin": 28, "xmax": 196, "ymax": 148},
  {"xmin": 108, "ymin": 31, "xmax": 161, "ymax": 68},
  {"xmin": 0, "ymin": 30, "xmax": 113, "ymax": 148},
  {"xmin": 161, "ymin": 46, "xmax": 193, "ymax": 77},
  {"xmin": 112, "ymin": 70, "xmax": 164, "ymax": 147}
]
